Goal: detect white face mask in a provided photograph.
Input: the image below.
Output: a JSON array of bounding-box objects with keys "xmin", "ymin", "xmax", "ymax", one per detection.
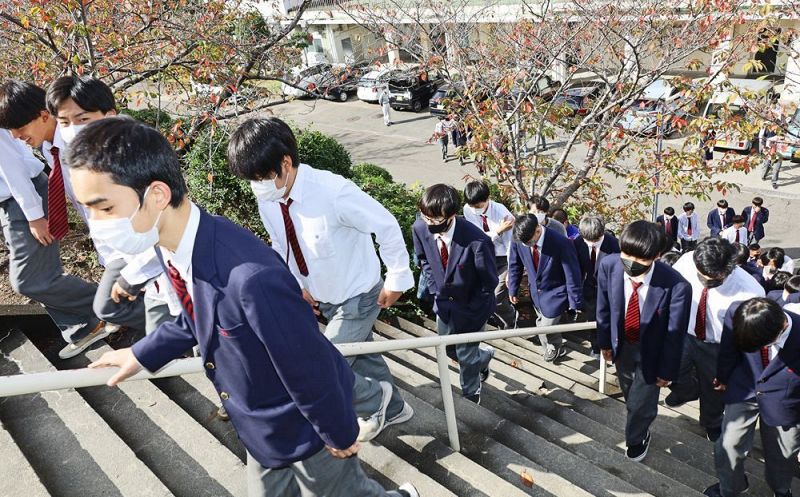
[
  {"xmin": 88, "ymin": 187, "xmax": 162, "ymax": 255},
  {"xmin": 535, "ymin": 213, "xmax": 546, "ymax": 223},
  {"xmin": 251, "ymin": 177, "xmax": 286, "ymax": 203},
  {"xmin": 59, "ymin": 124, "xmax": 88, "ymax": 144}
]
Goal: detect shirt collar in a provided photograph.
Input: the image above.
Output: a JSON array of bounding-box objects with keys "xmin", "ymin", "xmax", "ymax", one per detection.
[
  {"xmin": 624, "ymin": 260, "xmax": 655, "ymax": 286},
  {"xmin": 587, "ymin": 235, "xmax": 605, "ymax": 250},
  {"xmin": 169, "ymin": 202, "xmax": 201, "ymax": 269},
  {"xmin": 438, "ymin": 216, "xmax": 457, "ymax": 243},
  {"xmin": 536, "ymin": 225, "xmax": 547, "ymax": 249},
  {"xmin": 284, "ymin": 163, "xmax": 309, "ymax": 205},
  {"xmin": 777, "ymin": 314, "xmax": 794, "ymax": 349}
]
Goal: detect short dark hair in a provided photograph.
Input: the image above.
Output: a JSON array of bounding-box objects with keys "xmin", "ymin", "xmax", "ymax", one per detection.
[
  {"xmin": 64, "ymin": 116, "xmax": 187, "ymax": 207},
  {"xmin": 749, "ymin": 243, "xmax": 761, "ymax": 251},
  {"xmin": 693, "ymin": 237, "xmax": 737, "ymax": 279},
  {"xmin": 733, "ymin": 242, "xmax": 749, "ymax": 265},
  {"xmin": 732, "ymin": 298, "xmax": 785, "ymax": 353},
  {"xmin": 785, "ymin": 275, "xmax": 800, "ymax": 294},
  {"xmin": 716, "ymin": 199, "xmax": 729, "ymax": 208},
  {"xmin": 419, "ymin": 184, "xmax": 460, "ymax": 218},
  {"xmin": 767, "ymin": 247, "xmax": 786, "ymax": 267},
  {"xmin": 683, "ymin": 202, "xmax": 695, "ymax": 212},
  {"xmin": 772, "ymin": 271, "xmax": 792, "ymax": 291},
  {"xmin": 663, "ymin": 206, "xmax": 675, "ymax": 216},
  {"xmin": 752, "ymin": 197, "xmax": 764, "ymax": 206},
  {"xmin": 530, "ymin": 195, "xmax": 550, "ymax": 213},
  {"xmin": 619, "ymin": 220, "xmax": 662, "ymax": 260},
  {"xmin": 46, "ymin": 76, "xmax": 116, "ymax": 116},
  {"xmin": 660, "ymin": 251, "xmax": 681, "ymax": 266},
  {"xmin": 550, "ymin": 208, "xmax": 568, "ymax": 225},
  {"xmin": 731, "ymin": 214, "xmax": 745, "ymax": 224},
  {"xmin": 463, "ymin": 180, "xmax": 490, "ymax": 205},
  {"xmin": 227, "ymin": 117, "xmax": 299, "ymax": 181},
  {"xmin": 0, "ymin": 80, "xmax": 46, "ymax": 129},
  {"xmin": 512, "ymin": 214, "xmax": 539, "ymax": 243}
]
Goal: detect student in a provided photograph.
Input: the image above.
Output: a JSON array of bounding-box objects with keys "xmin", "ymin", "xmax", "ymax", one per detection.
[
  {"xmin": 719, "ymin": 215, "xmax": 748, "ymax": 245},
  {"xmin": 434, "ymin": 116, "xmax": 453, "ymax": 161},
  {"xmin": 508, "ymin": 214, "xmax": 584, "ymax": 361},
  {"xmin": 597, "ymin": 221, "xmax": 691, "ymax": 462},
  {"xmin": 462, "ymin": 180, "xmax": 515, "ymax": 328},
  {"xmin": 412, "ymin": 184, "xmax": 497, "ymax": 404},
  {"xmin": 71, "ymin": 118, "xmax": 418, "ymax": 497},
  {"xmin": 704, "ymin": 298, "xmax": 800, "ymax": 497},
  {"xmin": 656, "ymin": 206, "xmax": 679, "ymax": 246},
  {"xmin": 766, "ymin": 273, "xmax": 800, "ymax": 307},
  {"xmin": 677, "ymin": 202, "xmax": 700, "ymax": 253},
  {"xmin": 551, "ymin": 208, "xmax": 580, "ymax": 240},
  {"xmin": 707, "ymin": 199, "xmax": 735, "ymax": 238},
  {"xmin": 228, "ymin": 117, "xmax": 414, "ymax": 442},
  {"xmin": 761, "ymin": 247, "xmax": 795, "ymax": 285},
  {"xmin": 669, "ymin": 238, "xmax": 765, "ymax": 441},
  {"xmin": 733, "ymin": 243, "xmax": 766, "ymax": 288},
  {"xmin": 747, "ymin": 243, "xmax": 761, "ymax": 266},
  {"xmin": 45, "ymin": 75, "xmax": 168, "ymax": 336},
  {"xmin": 660, "ymin": 251, "xmax": 681, "ymax": 267},
  {"xmin": 0, "ymin": 80, "xmax": 110, "ymax": 359},
  {"xmin": 742, "ymin": 197, "xmax": 769, "ymax": 243},
  {"xmin": 378, "ymin": 86, "xmax": 392, "ymax": 126},
  {"xmin": 573, "ymin": 215, "xmax": 620, "ymax": 356},
  {"xmin": 528, "ymin": 195, "xmax": 567, "ymax": 237}
]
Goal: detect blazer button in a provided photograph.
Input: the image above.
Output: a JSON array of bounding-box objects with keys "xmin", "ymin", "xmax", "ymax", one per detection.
[
  {"xmin": 756, "ymin": 391, "xmax": 763, "ymax": 396},
  {"xmin": 205, "ymin": 362, "xmax": 215, "ymax": 370},
  {"xmin": 220, "ymin": 392, "xmax": 230, "ymax": 400},
  {"xmin": 448, "ymin": 297, "xmax": 454, "ymax": 301}
]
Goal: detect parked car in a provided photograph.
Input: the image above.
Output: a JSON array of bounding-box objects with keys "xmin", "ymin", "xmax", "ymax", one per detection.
[
  {"xmin": 357, "ymin": 67, "xmax": 404, "ymax": 103},
  {"xmin": 388, "ymin": 70, "xmax": 444, "ymax": 112},
  {"xmin": 552, "ymin": 81, "xmax": 605, "ymax": 124},
  {"xmin": 702, "ymin": 78, "xmax": 776, "ymax": 152},
  {"xmin": 281, "ymin": 63, "xmax": 332, "ymax": 98},
  {"xmin": 769, "ymin": 108, "xmax": 800, "ymax": 162},
  {"xmin": 429, "ymin": 83, "xmax": 463, "ymax": 117},
  {"xmin": 312, "ymin": 63, "xmax": 370, "ymax": 102},
  {"xmin": 617, "ymin": 78, "xmax": 686, "ymax": 137},
  {"xmin": 495, "ymin": 75, "xmax": 561, "ymax": 113}
]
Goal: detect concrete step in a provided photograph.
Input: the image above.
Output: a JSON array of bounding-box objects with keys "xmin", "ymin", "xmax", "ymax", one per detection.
[
  {"xmin": 0, "ymin": 416, "xmax": 50, "ymax": 497},
  {"xmin": 0, "ymin": 330, "xmax": 171, "ymax": 497}
]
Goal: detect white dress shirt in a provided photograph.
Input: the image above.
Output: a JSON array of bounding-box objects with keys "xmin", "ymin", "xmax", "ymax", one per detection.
[
  {"xmin": 0, "ymin": 130, "xmax": 45, "ymax": 221},
  {"xmin": 255, "ymin": 163, "xmax": 414, "ymax": 305},
  {"xmin": 586, "ymin": 235, "xmax": 606, "ymax": 259},
  {"xmin": 159, "ymin": 202, "xmax": 201, "ymax": 307},
  {"xmin": 673, "ymin": 253, "xmax": 765, "ymax": 343},
  {"xmin": 436, "ymin": 216, "xmax": 457, "ymax": 258},
  {"xmin": 463, "ymin": 200, "xmax": 513, "ymax": 257},
  {"xmin": 623, "ymin": 261, "xmax": 655, "ymax": 315},
  {"xmin": 781, "ymin": 256, "xmax": 796, "ymax": 274},
  {"xmin": 765, "ymin": 314, "xmax": 793, "ymax": 360},
  {"xmin": 678, "ymin": 212, "xmax": 700, "ymax": 241},
  {"xmin": 720, "ymin": 225, "xmax": 748, "ymax": 244}
]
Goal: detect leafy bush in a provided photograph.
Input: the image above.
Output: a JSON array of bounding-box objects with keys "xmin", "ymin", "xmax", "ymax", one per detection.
[
  {"xmin": 352, "ymin": 162, "xmax": 394, "ymax": 183},
  {"xmin": 296, "ymin": 129, "xmax": 353, "ymax": 178},
  {"xmin": 121, "ymin": 107, "xmax": 174, "ymax": 135},
  {"xmin": 352, "ymin": 168, "xmax": 422, "ymax": 252}
]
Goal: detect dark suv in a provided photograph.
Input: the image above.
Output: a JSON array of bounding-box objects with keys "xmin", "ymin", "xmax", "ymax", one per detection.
[{"xmin": 388, "ymin": 70, "xmax": 444, "ymax": 112}]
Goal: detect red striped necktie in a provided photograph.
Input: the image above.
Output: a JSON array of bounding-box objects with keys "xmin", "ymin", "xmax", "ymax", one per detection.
[
  {"xmin": 167, "ymin": 261, "xmax": 194, "ymax": 320},
  {"xmin": 624, "ymin": 281, "xmax": 642, "ymax": 343},
  {"xmin": 761, "ymin": 347, "xmax": 770, "ymax": 368},
  {"xmin": 695, "ymin": 287, "xmax": 709, "ymax": 341},
  {"xmin": 47, "ymin": 147, "xmax": 69, "ymax": 240},
  {"xmin": 532, "ymin": 244, "xmax": 540, "ymax": 272},
  {"xmin": 439, "ymin": 237, "xmax": 449, "ymax": 268},
  {"xmin": 280, "ymin": 199, "xmax": 309, "ymax": 276},
  {"xmin": 481, "ymin": 215, "xmax": 489, "ymax": 232}
]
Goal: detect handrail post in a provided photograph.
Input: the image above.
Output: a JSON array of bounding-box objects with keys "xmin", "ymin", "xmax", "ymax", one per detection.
[
  {"xmin": 598, "ymin": 356, "xmax": 607, "ymax": 394},
  {"xmin": 435, "ymin": 344, "xmax": 461, "ymax": 452}
]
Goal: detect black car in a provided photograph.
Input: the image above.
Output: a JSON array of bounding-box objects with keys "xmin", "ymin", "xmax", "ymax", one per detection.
[
  {"xmin": 312, "ymin": 63, "xmax": 369, "ymax": 102},
  {"xmin": 388, "ymin": 70, "xmax": 444, "ymax": 112},
  {"xmin": 552, "ymin": 82, "xmax": 605, "ymax": 125},
  {"xmin": 429, "ymin": 83, "xmax": 466, "ymax": 117}
]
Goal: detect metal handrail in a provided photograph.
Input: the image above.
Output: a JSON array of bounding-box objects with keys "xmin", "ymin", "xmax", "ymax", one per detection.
[{"xmin": 0, "ymin": 321, "xmax": 600, "ymax": 452}]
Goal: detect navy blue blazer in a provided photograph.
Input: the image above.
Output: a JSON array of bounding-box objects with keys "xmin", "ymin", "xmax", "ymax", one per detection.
[
  {"xmin": 132, "ymin": 210, "xmax": 357, "ymax": 468},
  {"xmin": 718, "ymin": 309, "xmax": 800, "ymax": 427},
  {"xmin": 507, "ymin": 228, "xmax": 584, "ymax": 318},
  {"xmin": 656, "ymin": 215, "xmax": 678, "ymax": 243},
  {"xmin": 740, "ymin": 263, "xmax": 766, "ymax": 289},
  {"xmin": 412, "ymin": 217, "xmax": 498, "ymax": 333},
  {"xmin": 707, "ymin": 207, "xmax": 735, "ymax": 237},
  {"xmin": 574, "ymin": 233, "xmax": 621, "ymax": 292},
  {"xmin": 742, "ymin": 206, "xmax": 769, "ymax": 241},
  {"xmin": 595, "ymin": 255, "xmax": 691, "ymax": 383},
  {"xmin": 766, "ymin": 289, "xmax": 800, "ymax": 307}
]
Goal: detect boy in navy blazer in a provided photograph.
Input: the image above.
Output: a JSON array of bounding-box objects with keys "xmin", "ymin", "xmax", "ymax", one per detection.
[
  {"xmin": 508, "ymin": 214, "xmax": 584, "ymax": 362},
  {"xmin": 656, "ymin": 206, "xmax": 679, "ymax": 246},
  {"xmin": 69, "ymin": 118, "xmax": 418, "ymax": 497},
  {"xmin": 704, "ymin": 298, "xmax": 800, "ymax": 497},
  {"xmin": 597, "ymin": 221, "xmax": 691, "ymax": 462},
  {"xmin": 742, "ymin": 197, "xmax": 769, "ymax": 243},
  {"xmin": 707, "ymin": 199, "xmax": 735, "ymax": 237},
  {"xmin": 412, "ymin": 184, "xmax": 498, "ymax": 404}
]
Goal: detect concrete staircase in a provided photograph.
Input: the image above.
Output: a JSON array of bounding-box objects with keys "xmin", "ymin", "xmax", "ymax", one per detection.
[{"xmin": 1, "ymin": 313, "xmax": 798, "ymax": 497}]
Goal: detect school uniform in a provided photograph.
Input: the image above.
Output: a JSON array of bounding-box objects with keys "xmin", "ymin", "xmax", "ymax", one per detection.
[
  {"xmin": 742, "ymin": 205, "xmax": 769, "ymax": 243},
  {"xmin": 412, "ymin": 216, "xmax": 498, "ymax": 399},
  {"xmin": 463, "ymin": 200, "xmax": 515, "ymax": 327},
  {"xmin": 574, "ymin": 233, "xmax": 621, "ymax": 352},
  {"xmin": 677, "ymin": 212, "xmax": 700, "ymax": 252},
  {"xmin": 507, "ymin": 226, "xmax": 584, "ymax": 358},
  {"xmin": 0, "ymin": 130, "xmax": 99, "ymax": 343},
  {"xmin": 766, "ymin": 289, "xmax": 800, "ymax": 307},
  {"xmin": 132, "ymin": 205, "xmax": 404, "ymax": 497},
  {"xmin": 596, "ymin": 255, "xmax": 691, "ymax": 447},
  {"xmin": 720, "ymin": 225, "xmax": 749, "ymax": 245},
  {"xmin": 254, "ymin": 163, "xmax": 413, "ymax": 421},
  {"xmin": 707, "ymin": 207, "xmax": 735, "ymax": 237},
  {"xmin": 656, "ymin": 215, "xmax": 679, "ymax": 245},
  {"xmin": 712, "ymin": 309, "xmax": 800, "ymax": 497},
  {"xmin": 739, "ymin": 263, "xmax": 766, "ymax": 289},
  {"xmin": 671, "ymin": 254, "xmax": 765, "ymax": 436}
]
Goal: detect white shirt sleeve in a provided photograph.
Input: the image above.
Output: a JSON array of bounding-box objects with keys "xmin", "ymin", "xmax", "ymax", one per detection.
[
  {"xmin": 334, "ymin": 182, "xmax": 414, "ymax": 292},
  {"xmin": 0, "ymin": 134, "xmax": 45, "ymax": 221},
  {"xmin": 119, "ymin": 248, "xmax": 164, "ymax": 286}
]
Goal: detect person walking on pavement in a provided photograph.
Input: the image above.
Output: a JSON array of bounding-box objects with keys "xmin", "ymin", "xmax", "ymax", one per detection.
[
  {"xmin": 379, "ymin": 86, "xmax": 392, "ymax": 127},
  {"xmin": 434, "ymin": 116, "xmax": 452, "ymax": 161}
]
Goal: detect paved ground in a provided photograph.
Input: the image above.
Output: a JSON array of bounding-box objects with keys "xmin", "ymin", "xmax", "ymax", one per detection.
[{"xmin": 272, "ymin": 97, "xmax": 800, "ymax": 256}]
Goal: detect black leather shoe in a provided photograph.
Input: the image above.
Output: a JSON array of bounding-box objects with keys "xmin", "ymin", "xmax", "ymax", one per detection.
[
  {"xmin": 625, "ymin": 431, "xmax": 651, "ymax": 462},
  {"xmin": 664, "ymin": 391, "xmax": 699, "ymax": 408},
  {"xmin": 706, "ymin": 426, "xmax": 722, "ymax": 442}
]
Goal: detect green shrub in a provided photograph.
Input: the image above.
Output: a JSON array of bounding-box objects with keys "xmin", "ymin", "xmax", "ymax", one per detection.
[
  {"xmin": 352, "ymin": 162, "xmax": 393, "ymax": 183},
  {"xmin": 296, "ymin": 129, "xmax": 352, "ymax": 178},
  {"xmin": 352, "ymin": 173, "xmax": 422, "ymax": 252},
  {"xmin": 121, "ymin": 107, "xmax": 174, "ymax": 135}
]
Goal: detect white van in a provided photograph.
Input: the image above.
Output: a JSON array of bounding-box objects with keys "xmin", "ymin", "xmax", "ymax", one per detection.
[{"xmin": 703, "ymin": 78, "xmax": 776, "ymax": 152}]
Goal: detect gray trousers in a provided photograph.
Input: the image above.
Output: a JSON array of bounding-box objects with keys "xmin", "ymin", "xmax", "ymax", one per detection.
[
  {"xmin": 616, "ymin": 342, "xmax": 660, "ymax": 446},
  {"xmin": 535, "ymin": 307, "xmax": 562, "ymax": 355},
  {"xmin": 669, "ymin": 335, "xmax": 724, "ymax": 430},
  {"xmin": 715, "ymin": 400, "xmax": 800, "ymax": 496},
  {"xmin": 0, "ymin": 173, "xmax": 98, "ymax": 343},
  {"xmin": 144, "ymin": 295, "xmax": 175, "ymax": 334},
  {"xmin": 761, "ymin": 156, "xmax": 783, "ymax": 184},
  {"xmin": 318, "ymin": 281, "xmax": 404, "ymax": 419},
  {"xmin": 493, "ymin": 256, "xmax": 516, "ymax": 328},
  {"xmin": 381, "ymin": 104, "xmax": 391, "ymax": 125},
  {"xmin": 436, "ymin": 317, "xmax": 491, "ymax": 398},
  {"xmin": 93, "ymin": 258, "xmax": 147, "ymax": 331},
  {"xmin": 247, "ymin": 449, "xmax": 404, "ymax": 497}
]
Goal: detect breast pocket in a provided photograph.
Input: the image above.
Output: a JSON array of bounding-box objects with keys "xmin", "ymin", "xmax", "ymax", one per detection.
[{"xmin": 299, "ymin": 217, "xmax": 336, "ymax": 259}]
